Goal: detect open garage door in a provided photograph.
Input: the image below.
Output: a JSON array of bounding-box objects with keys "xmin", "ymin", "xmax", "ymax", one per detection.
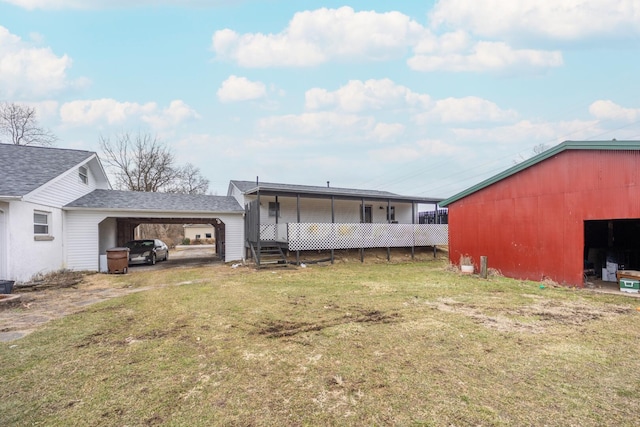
[{"xmin": 584, "ymin": 219, "xmax": 640, "ymax": 282}]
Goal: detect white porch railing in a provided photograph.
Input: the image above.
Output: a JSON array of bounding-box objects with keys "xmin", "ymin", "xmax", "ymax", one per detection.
[{"xmin": 260, "ymin": 223, "xmax": 448, "ymax": 251}]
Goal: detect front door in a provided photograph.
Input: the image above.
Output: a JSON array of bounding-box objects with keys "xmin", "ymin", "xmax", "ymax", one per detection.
[{"xmin": 361, "ymin": 205, "xmax": 372, "ymax": 223}]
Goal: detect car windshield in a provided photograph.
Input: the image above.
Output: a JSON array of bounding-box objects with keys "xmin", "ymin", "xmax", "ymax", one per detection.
[{"xmin": 126, "ymin": 240, "xmax": 154, "ymax": 249}]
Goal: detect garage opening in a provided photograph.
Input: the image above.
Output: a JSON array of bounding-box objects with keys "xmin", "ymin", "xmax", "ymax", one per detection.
[
  {"xmin": 107, "ymin": 217, "xmax": 226, "ymax": 267},
  {"xmin": 584, "ymin": 219, "xmax": 640, "ymax": 282}
]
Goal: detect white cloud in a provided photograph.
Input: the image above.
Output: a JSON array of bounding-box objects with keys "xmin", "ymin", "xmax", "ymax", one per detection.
[
  {"xmin": 368, "ymin": 139, "xmax": 460, "ymax": 162},
  {"xmin": 371, "ymin": 123, "xmax": 405, "ymax": 142},
  {"xmin": 143, "ymin": 100, "xmax": 200, "ymax": 129},
  {"xmin": 59, "ymin": 98, "xmax": 199, "ymax": 129},
  {"xmin": 416, "ymin": 96, "xmax": 518, "ymax": 124},
  {"xmin": 589, "ymin": 100, "xmax": 640, "ymax": 122},
  {"xmin": 451, "ymin": 119, "xmax": 601, "ymax": 144},
  {"xmin": 1, "ymin": 0, "xmax": 236, "ymax": 10},
  {"xmin": 212, "ymin": 6, "xmax": 424, "ymax": 67},
  {"xmin": 429, "ymin": 0, "xmax": 640, "ymax": 41},
  {"xmin": 0, "ymin": 25, "xmax": 82, "ymax": 98},
  {"xmin": 258, "ymin": 111, "xmax": 376, "ymax": 140},
  {"xmin": 305, "ymin": 79, "xmax": 431, "ymax": 113},
  {"xmin": 217, "ymin": 75, "xmax": 267, "ymax": 103},
  {"xmin": 408, "ymin": 41, "xmax": 563, "ymax": 73}
]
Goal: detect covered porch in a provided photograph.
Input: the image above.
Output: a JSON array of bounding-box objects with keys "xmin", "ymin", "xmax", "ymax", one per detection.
[{"xmin": 243, "ymin": 186, "xmax": 448, "ymax": 266}]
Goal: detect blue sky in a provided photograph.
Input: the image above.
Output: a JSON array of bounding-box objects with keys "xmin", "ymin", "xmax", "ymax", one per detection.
[{"xmin": 1, "ymin": 0, "xmax": 639, "ymax": 198}]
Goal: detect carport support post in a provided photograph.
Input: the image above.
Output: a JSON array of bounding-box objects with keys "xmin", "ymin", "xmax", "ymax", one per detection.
[{"xmin": 433, "ymin": 204, "xmax": 438, "ymax": 258}]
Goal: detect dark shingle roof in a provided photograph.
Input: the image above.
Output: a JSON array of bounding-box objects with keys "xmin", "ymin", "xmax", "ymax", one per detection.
[
  {"xmin": 0, "ymin": 143, "xmax": 95, "ymax": 197},
  {"xmin": 230, "ymin": 180, "xmax": 443, "ymax": 204},
  {"xmin": 65, "ymin": 189, "xmax": 244, "ymax": 213}
]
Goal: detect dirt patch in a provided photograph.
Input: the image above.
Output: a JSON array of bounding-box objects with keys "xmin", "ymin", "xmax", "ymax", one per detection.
[
  {"xmin": 255, "ymin": 309, "xmax": 401, "ymax": 338},
  {"xmin": 428, "ymin": 297, "xmax": 631, "ymax": 334}
]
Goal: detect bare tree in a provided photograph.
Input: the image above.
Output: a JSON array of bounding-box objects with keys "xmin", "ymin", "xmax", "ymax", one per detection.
[
  {"xmin": 0, "ymin": 102, "xmax": 57, "ymax": 146},
  {"xmin": 514, "ymin": 143, "xmax": 550, "ymax": 164},
  {"xmin": 99, "ymin": 132, "xmax": 209, "ymax": 194},
  {"xmin": 169, "ymin": 163, "xmax": 210, "ymax": 195}
]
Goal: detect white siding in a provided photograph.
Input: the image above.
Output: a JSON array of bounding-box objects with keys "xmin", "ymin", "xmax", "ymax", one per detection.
[
  {"xmin": 64, "ymin": 211, "xmax": 245, "ymax": 271},
  {"xmin": 0, "ymin": 203, "xmax": 7, "ymax": 280},
  {"xmin": 26, "ymin": 159, "xmax": 102, "ymax": 207},
  {"xmin": 217, "ymin": 214, "xmax": 244, "ymax": 262},
  {"xmin": 64, "ymin": 211, "xmax": 106, "ymax": 271},
  {"xmin": 251, "ymin": 196, "xmax": 416, "ymax": 224},
  {"xmin": 7, "ymin": 200, "xmax": 65, "ymax": 282}
]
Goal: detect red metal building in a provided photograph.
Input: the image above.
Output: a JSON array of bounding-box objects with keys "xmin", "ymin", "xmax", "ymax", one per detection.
[{"xmin": 440, "ymin": 141, "xmax": 640, "ymax": 286}]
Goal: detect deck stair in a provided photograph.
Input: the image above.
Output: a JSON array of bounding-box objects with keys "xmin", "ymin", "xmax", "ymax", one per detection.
[{"xmin": 250, "ymin": 242, "xmax": 288, "ymax": 268}]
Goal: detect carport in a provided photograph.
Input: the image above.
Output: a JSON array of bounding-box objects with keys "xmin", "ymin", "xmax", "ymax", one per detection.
[{"xmin": 63, "ymin": 189, "xmax": 245, "ymax": 272}]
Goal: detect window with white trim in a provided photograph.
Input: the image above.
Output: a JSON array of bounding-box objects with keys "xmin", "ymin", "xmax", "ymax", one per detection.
[
  {"xmin": 34, "ymin": 211, "xmax": 50, "ymax": 235},
  {"xmin": 79, "ymin": 166, "xmax": 88, "ymax": 185}
]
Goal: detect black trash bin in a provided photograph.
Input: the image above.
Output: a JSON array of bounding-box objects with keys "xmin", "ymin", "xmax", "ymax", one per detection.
[
  {"xmin": 0, "ymin": 280, "xmax": 14, "ymax": 294},
  {"xmin": 106, "ymin": 247, "xmax": 130, "ymax": 274}
]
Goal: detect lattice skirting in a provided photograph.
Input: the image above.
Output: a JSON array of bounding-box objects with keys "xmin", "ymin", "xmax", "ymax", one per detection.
[{"xmin": 279, "ymin": 223, "xmax": 448, "ymax": 251}]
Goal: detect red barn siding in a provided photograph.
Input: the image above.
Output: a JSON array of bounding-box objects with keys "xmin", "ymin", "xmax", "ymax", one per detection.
[{"xmin": 448, "ymin": 150, "xmax": 640, "ymax": 285}]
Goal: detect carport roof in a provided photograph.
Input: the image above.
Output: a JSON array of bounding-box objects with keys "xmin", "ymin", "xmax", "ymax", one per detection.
[{"xmin": 65, "ymin": 189, "xmax": 244, "ymax": 213}]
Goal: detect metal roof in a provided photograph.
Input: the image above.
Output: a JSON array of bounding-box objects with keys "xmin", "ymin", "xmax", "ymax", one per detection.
[
  {"xmin": 230, "ymin": 180, "xmax": 443, "ymax": 204},
  {"xmin": 0, "ymin": 143, "xmax": 96, "ymax": 197},
  {"xmin": 440, "ymin": 140, "xmax": 640, "ymax": 207},
  {"xmin": 65, "ymin": 189, "xmax": 244, "ymax": 213}
]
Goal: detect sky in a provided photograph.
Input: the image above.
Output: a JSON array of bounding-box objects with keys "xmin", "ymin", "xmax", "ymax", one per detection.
[{"xmin": 1, "ymin": 0, "xmax": 639, "ymax": 199}]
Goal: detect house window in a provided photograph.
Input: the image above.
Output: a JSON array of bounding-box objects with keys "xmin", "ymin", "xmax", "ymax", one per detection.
[
  {"xmin": 386, "ymin": 206, "xmax": 396, "ymax": 221},
  {"xmin": 205, "ymin": 233, "xmax": 212, "ymax": 238},
  {"xmin": 34, "ymin": 211, "xmax": 50, "ymax": 235},
  {"xmin": 79, "ymin": 166, "xmax": 88, "ymax": 185},
  {"xmin": 195, "ymin": 234, "xmax": 201, "ymax": 239},
  {"xmin": 268, "ymin": 202, "xmax": 280, "ymax": 217},
  {"xmin": 360, "ymin": 205, "xmax": 372, "ymax": 223}
]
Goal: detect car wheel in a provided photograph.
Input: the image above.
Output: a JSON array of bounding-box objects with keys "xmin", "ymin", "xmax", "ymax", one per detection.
[
  {"xmin": 164, "ymin": 251, "xmax": 169, "ymax": 261},
  {"xmin": 150, "ymin": 253, "xmax": 156, "ymax": 265}
]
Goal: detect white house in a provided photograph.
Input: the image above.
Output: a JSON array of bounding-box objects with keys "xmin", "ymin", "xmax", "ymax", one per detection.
[
  {"xmin": 228, "ymin": 180, "xmax": 448, "ymax": 266},
  {"xmin": 0, "ymin": 144, "xmax": 110, "ymax": 282},
  {"xmin": 0, "ymin": 144, "xmax": 244, "ymax": 282},
  {"xmin": 0, "ymin": 144, "xmax": 447, "ymax": 281}
]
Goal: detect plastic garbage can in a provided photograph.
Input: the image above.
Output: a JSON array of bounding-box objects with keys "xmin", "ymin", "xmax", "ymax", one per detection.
[{"xmin": 106, "ymin": 247, "xmax": 130, "ymax": 274}]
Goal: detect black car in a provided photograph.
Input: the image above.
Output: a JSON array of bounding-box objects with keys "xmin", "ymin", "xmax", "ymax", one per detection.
[{"xmin": 125, "ymin": 239, "xmax": 169, "ymax": 265}]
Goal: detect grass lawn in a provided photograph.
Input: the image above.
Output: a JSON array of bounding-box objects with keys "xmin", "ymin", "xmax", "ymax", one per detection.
[{"xmin": 1, "ymin": 258, "xmax": 640, "ymax": 426}]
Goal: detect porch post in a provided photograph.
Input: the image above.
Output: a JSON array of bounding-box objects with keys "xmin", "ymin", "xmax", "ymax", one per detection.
[
  {"xmin": 256, "ymin": 187, "xmax": 261, "ymax": 266},
  {"xmin": 296, "ymin": 194, "xmax": 300, "ymax": 265},
  {"xmin": 360, "ymin": 198, "xmax": 364, "ymax": 263},
  {"xmin": 331, "ymin": 196, "xmax": 335, "ymax": 264},
  {"xmin": 387, "ymin": 199, "xmax": 391, "ymax": 261},
  {"xmin": 411, "ymin": 202, "xmax": 415, "ymax": 260},
  {"xmin": 433, "ymin": 203, "xmax": 438, "ymax": 258}
]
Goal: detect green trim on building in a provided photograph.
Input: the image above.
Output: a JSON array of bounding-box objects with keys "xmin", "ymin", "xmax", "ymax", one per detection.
[{"xmin": 439, "ymin": 140, "xmax": 640, "ymax": 207}]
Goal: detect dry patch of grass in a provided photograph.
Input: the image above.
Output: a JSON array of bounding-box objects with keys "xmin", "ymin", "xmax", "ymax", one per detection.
[{"xmin": 1, "ymin": 260, "xmax": 640, "ymax": 426}]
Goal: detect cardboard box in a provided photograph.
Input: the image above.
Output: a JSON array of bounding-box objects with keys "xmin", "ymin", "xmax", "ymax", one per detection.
[{"xmin": 620, "ymin": 278, "xmax": 640, "ymax": 293}]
